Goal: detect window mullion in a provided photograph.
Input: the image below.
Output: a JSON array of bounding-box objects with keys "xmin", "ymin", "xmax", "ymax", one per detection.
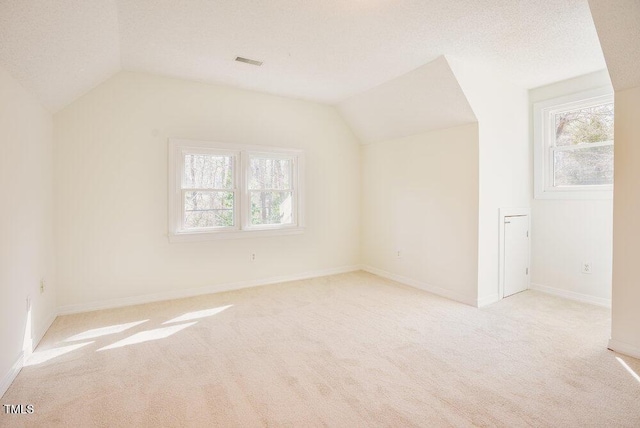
[
  {"xmin": 239, "ymin": 152, "xmax": 247, "ymax": 230},
  {"xmin": 553, "ymin": 140, "xmax": 613, "ymax": 152},
  {"xmin": 292, "ymin": 159, "xmax": 298, "ymax": 225},
  {"xmin": 182, "ymin": 187, "xmax": 235, "ymax": 192},
  {"xmin": 180, "ymin": 188, "xmax": 187, "ymax": 232},
  {"xmin": 546, "ymin": 111, "xmax": 555, "ymax": 191}
]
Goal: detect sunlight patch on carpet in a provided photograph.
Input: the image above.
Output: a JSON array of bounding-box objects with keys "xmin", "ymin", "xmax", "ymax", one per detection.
[
  {"xmin": 65, "ymin": 320, "xmax": 149, "ymax": 342},
  {"xmin": 25, "ymin": 342, "xmax": 94, "ymax": 366},
  {"xmin": 163, "ymin": 305, "xmax": 233, "ymax": 324},
  {"xmin": 616, "ymin": 357, "xmax": 640, "ymax": 383},
  {"xmin": 97, "ymin": 322, "xmax": 197, "ymax": 351}
]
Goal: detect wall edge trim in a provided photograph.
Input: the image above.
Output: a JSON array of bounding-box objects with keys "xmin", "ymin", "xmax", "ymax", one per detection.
[
  {"xmin": 530, "ymin": 282, "xmax": 611, "ymax": 308},
  {"xmin": 477, "ymin": 293, "xmax": 500, "ymax": 307},
  {"xmin": 608, "ymin": 339, "xmax": 640, "ymax": 360},
  {"xmin": 361, "ymin": 265, "xmax": 476, "ymax": 306},
  {"xmin": 0, "ymin": 352, "xmax": 24, "ymax": 399}
]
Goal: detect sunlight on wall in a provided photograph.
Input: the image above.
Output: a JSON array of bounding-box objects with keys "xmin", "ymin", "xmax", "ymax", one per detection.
[
  {"xmin": 163, "ymin": 305, "xmax": 233, "ymax": 324},
  {"xmin": 64, "ymin": 320, "xmax": 149, "ymax": 342},
  {"xmin": 22, "ymin": 305, "xmax": 33, "ymax": 358},
  {"xmin": 616, "ymin": 357, "xmax": 640, "ymax": 383},
  {"xmin": 281, "ymin": 194, "xmax": 292, "ymax": 224},
  {"xmin": 97, "ymin": 322, "xmax": 197, "ymax": 351},
  {"xmin": 25, "ymin": 342, "xmax": 94, "ymax": 366}
]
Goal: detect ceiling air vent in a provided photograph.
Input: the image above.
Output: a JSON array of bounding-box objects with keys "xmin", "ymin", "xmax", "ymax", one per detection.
[{"xmin": 235, "ymin": 56, "xmax": 263, "ymax": 66}]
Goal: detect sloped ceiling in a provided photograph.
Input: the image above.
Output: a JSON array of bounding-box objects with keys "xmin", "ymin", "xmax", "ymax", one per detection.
[
  {"xmin": 0, "ymin": 0, "xmax": 605, "ymax": 112},
  {"xmin": 588, "ymin": 0, "xmax": 640, "ymax": 91},
  {"xmin": 338, "ymin": 56, "xmax": 476, "ymax": 144},
  {"xmin": 0, "ymin": 0, "xmax": 120, "ymax": 111}
]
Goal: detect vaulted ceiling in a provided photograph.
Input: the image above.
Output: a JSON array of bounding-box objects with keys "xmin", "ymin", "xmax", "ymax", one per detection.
[
  {"xmin": 339, "ymin": 56, "xmax": 477, "ymax": 144},
  {"xmin": 0, "ymin": 0, "xmax": 606, "ymax": 112}
]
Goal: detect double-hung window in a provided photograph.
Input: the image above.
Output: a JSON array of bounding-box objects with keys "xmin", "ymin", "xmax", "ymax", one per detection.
[
  {"xmin": 169, "ymin": 139, "xmax": 304, "ymax": 241},
  {"xmin": 182, "ymin": 150, "xmax": 238, "ymax": 230},
  {"xmin": 533, "ymin": 87, "xmax": 614, "ymax": 199},
  {"xmin": 248, "ymin": 154, "xmax": 296, "ymax": 228}
]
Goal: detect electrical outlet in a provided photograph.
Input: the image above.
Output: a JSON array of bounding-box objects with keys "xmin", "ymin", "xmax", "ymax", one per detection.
[
  {"xmin": 582, "ymin": 262, "xmax": 592, "ymax": 274},
  {"xmin": 250, "ymin": 253, "xmax": 256, "ymax": 262},
  {"xmin": 40, "ymin": 279, "xmax": 45, "ymax": 294}
]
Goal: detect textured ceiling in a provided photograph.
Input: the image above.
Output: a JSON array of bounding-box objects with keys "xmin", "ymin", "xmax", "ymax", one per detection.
[
  {"xmin": 0, "ymin": 0, "xmax": 606, "ymax": 111},
  {"xmin": 0, "ymin": 0, "xmax": 120, "ymax": 111},
  {"xmin": 588, "ymin": 0, "xmax": 640, "ymax": 91},
  {"xmin": 338, "ymin": 57, "xmax": 476, "ymax": 144}
]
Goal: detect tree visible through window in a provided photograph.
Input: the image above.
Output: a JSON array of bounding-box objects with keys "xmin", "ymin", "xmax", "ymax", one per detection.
[
  {"xmin": 552, "ymin": 102, "xmax": 614, "ymax": 186},
  {"xmin": 249, "ymin": 157, "xmax": 293, "ymax": 226},
  {"xmin": 534, "ymin": 88, "xmax": 614, "ymax": 199},
  {"xmin": 183, "ymin": 153, "xmax": 235, "ymax": 228},
  {"xmin": 168, "ymin": 140, "xmax": 304, "ymax": 240}
]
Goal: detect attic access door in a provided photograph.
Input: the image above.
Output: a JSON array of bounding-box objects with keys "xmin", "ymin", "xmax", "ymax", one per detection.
[{"xmin": 503, "ymin": 214, "xmax": 530, "ymax": 298}]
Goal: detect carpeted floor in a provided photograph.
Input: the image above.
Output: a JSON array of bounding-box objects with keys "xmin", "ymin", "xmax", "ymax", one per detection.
[{"xmin": 2, "ymin": 271, "xmax": 639, "ymax": 427}]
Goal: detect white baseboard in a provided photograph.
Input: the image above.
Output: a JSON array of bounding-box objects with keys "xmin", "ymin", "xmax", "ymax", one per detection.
[
  {"xmin": 530, "ymin": 283, "xmax": 611, "ymax": 308},
  {"xmin": 57, "ymin": 265, "xmax": 361, "ymax": 315},
  {"xmin": 361, "ymin": 265, "xmax": 475, "ymax": 306},
  {"xmin": 0, "ymin": 352, "xmax": 24, "ymax": 399},
  {"xmin": 477, "ymin": 293, "xmax": 500, "ymax": 308},
  {"xmin": 608, "ymin": 339, "xmax": 640, "ymax": 360},
  {"xmin": 0, "ymin": 309, "xmax": 57, "ymax": 398}
]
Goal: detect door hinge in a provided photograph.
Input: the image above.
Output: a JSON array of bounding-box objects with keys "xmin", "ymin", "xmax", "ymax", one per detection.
[
  {"xmin": 526, "ymin": 267, "xmax": 529, "ymax": 275},
  {"xmin": 526, "ymin": 230, "xmax": 529, "ymax": 237}
]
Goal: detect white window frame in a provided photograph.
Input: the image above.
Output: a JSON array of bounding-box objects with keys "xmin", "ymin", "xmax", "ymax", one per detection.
[
  {"xmin": 168, "ymin": 139, "xmax": 305, "ymax": 242},
  {"xmin": 533, "ymin": 87, "xmax": 614, "ymax": 200}
]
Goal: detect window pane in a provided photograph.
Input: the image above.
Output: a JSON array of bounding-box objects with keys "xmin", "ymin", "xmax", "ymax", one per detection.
[
  {"xmin": 250, "ymin": 191, "xmax": 293, "ymax": 225},
  {"xmin": 184, "ymin": 191, "xmax": 234, "ymax": 228},
  {"xmin": 554, "ymin": 103, "xmax": 614, "ymax": 147},
  {"xmin": 553, "ymin": 145, "xmax": 613, "ymax": 186},
  {"xmin": 183, "ymin": 154, "xmax": 234, "ymax": 189},
  {"xmin": 249, "ymin": 158, "xmax": 291, "ymax": 190}
]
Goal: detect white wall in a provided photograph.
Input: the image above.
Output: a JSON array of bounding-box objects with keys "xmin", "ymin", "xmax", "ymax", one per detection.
[
  {"xmin": 0, "ymin": 66, "xmax": 56, "ymax": 390},
  {"xmin": 53, "ymin": 71, "xmax": 361, "ymax": 310},
  {"xmin": 529, "ymin": 71, "xmax": 613, "ymax": 306},
  {"xmin": 610, "ymin": 85, "xmax": 640, "ymax": 357},
  {"xmin": 450, "ymin": 59, "xmax": 531, "ymax": 304},
  {"xmin": 359, "ymin": 57, "xmax": 530, "ymax": 307},
  {"xmin": 361, "ymin": 124, "xmax": 480, "ymax": 305},
  {"xmin": 588, "ymin": 0, "xmax": 640, "ymax": 358}
]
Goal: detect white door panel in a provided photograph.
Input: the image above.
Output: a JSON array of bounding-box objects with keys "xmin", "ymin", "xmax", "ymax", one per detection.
[{"xmin": 504, "ymin": 215, "xmax": 529, "ymax": 297}]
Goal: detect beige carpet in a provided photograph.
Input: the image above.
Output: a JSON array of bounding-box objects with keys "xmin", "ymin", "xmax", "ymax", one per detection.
[{"xmin": 2, "ymin": 271, "xmax": 639, "ymax": 427}]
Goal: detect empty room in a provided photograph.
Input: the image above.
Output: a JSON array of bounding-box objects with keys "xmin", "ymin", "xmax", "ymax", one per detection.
[{"xmin": 1, "ymin": 0, "xmax": 640, "ymax": 426}]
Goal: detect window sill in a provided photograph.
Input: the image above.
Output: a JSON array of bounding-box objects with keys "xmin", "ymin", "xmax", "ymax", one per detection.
[
  {"xmin": 168, "ymin": 226, "xmax": 305, "ymax": 242},
  {"xmin": 534, "ymin": 187, "xmax": 613, "ymax": 200}
]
